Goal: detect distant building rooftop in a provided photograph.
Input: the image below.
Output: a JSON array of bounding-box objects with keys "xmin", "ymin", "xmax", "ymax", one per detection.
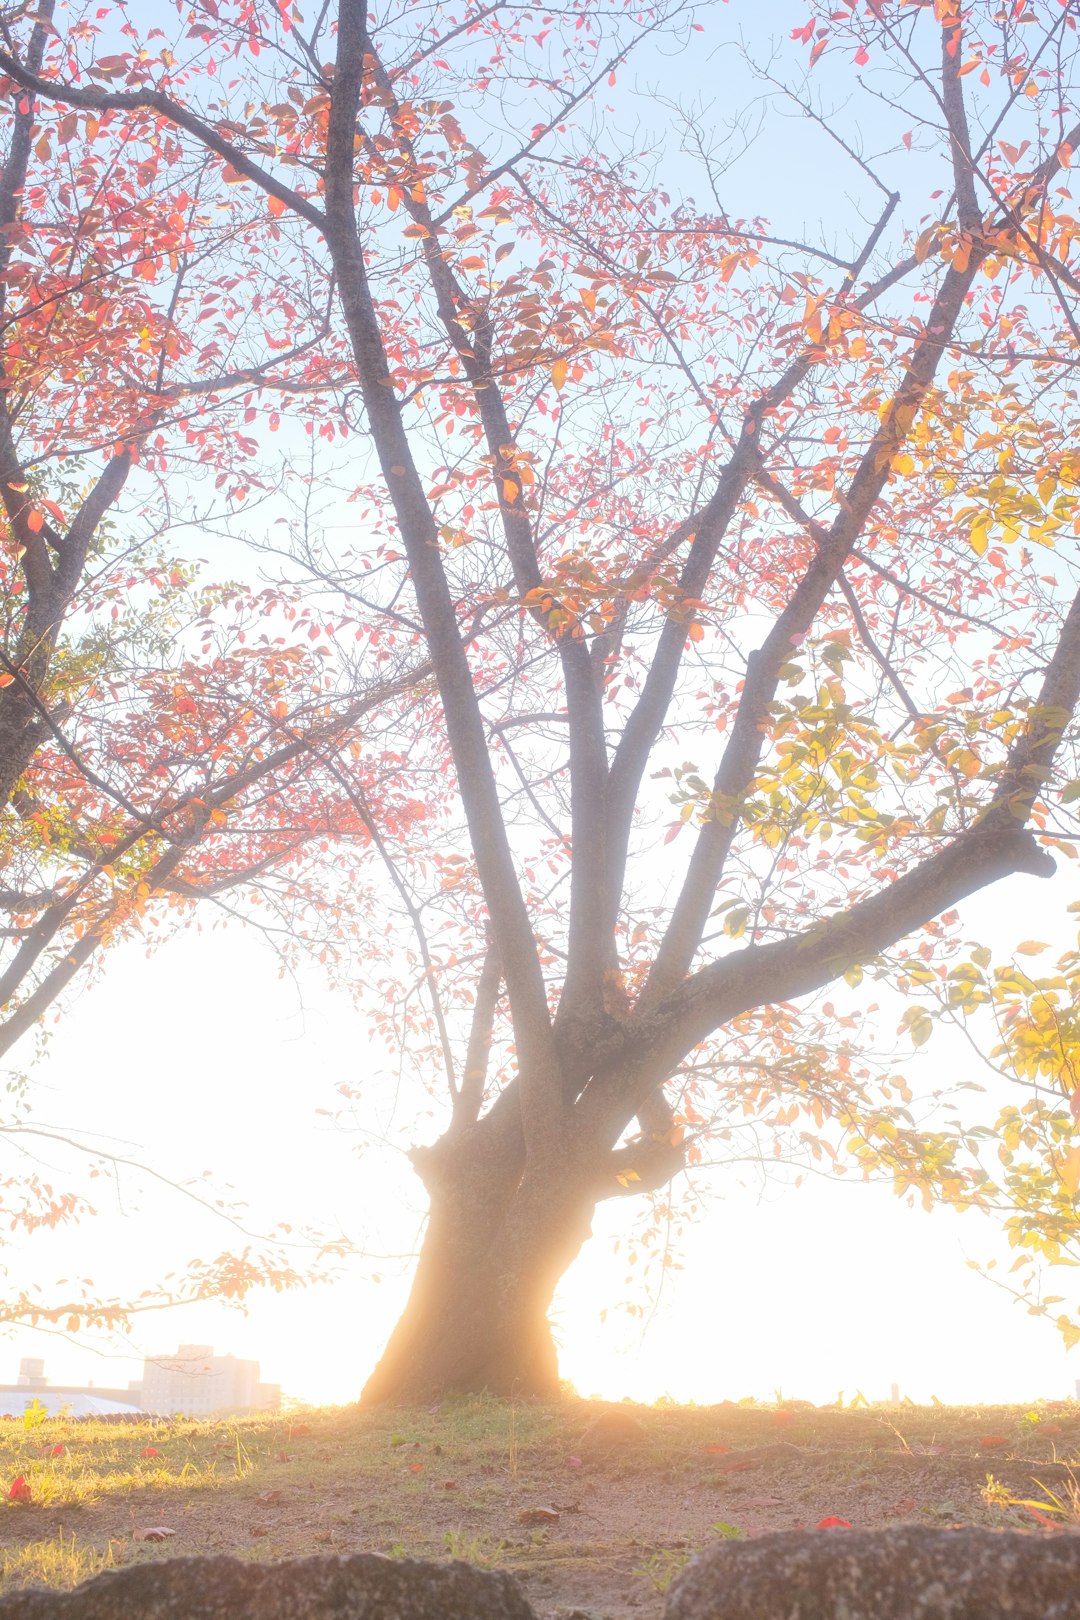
[{"xmin": 0, "ymin": 1351, "xmax": 280, "ymax": 1420}]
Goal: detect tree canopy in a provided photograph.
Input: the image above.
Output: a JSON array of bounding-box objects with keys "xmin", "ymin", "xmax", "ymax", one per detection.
[{"xmin": 2, "ymin": 0, "xmax": 1080, "ymax": 1391}]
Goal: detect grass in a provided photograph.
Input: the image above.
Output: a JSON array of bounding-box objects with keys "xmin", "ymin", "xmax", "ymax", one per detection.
[{"xmin": 2, "ymin": 1395, "xmax": 1079, "ymax": 1614}]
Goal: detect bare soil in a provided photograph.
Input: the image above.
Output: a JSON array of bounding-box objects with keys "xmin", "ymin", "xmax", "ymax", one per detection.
[{"xmin": 2, "ymin": 1397, "xmax": 1079, "ymax": 1617}]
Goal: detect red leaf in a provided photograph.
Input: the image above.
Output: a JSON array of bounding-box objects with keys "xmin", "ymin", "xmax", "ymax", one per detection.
[
  {"xmin": 703, "ymin": 1443, "xmax": 730, "ymax": 1453},
  {"xmin": 249, "ymin": 1524, "xmax": 270, "ymax": 1537},
  {"xmin": 255, "ymin": 1489, "xmax": 282, "ymax": 1505},
  {"xmin": 902, "ymin": 131, "xmax": 913, "ymax": 150},
  {"xmin": 854, "ymin": 45, "xmax": 869, "ymax": 65},
  {"xmin": 49, "ymin": 1445, "xmax": 64, "ymax": 1458},
  {"xmin": 409, "ymin": 1461, "xmax": 424, "ymax": 1473},
  {"xmin": 8, "ymin": 1476, "xmax": 31, "ymax": 1503},
  {"xmin": 816, "ymin": 1516, "xmax": 852, "ymax": 1529},
  {"xmin": 980, "ymin": 1435, "xmax": 1008, "ymax": 1449},
  {"xmin": 140, "ymin": 1446, "xmax": 161, "ymax": 1458}
]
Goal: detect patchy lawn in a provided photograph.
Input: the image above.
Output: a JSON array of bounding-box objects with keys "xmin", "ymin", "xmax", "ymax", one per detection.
[{"xmin": 1, "ymin": 1396, "xmax": 1078, "ymax": 1617}]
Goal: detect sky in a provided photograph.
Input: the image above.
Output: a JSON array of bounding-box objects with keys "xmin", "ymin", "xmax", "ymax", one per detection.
[
  {"xmin": 3, "ymin": 0, "xmax": 1080, "ymax": 1412},
  {"xmin": 5, "ymin": 869, "xmax": 1080, "ymax": 1410}
]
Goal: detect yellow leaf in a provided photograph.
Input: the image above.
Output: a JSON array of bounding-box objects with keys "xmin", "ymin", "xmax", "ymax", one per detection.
[
  {"xmin": 551, "ymin": 357, "xmax": 568, "ymax": 392},
  {"xmin": 892, "ymin": 452, "xmax": 914, "ymax": 476},
  {"xmin": 502, "ymin": 480, "xmax": 518, "ymax": 503}
]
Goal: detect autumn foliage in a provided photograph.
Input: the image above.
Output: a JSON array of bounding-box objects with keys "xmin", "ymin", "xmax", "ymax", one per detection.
[{"xmin": 1, "ymin": 0, "xmax": 1080, "ymax": 1388}]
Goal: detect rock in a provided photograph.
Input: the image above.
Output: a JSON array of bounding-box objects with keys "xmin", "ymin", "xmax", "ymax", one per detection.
[
  {"xmin": 579, "ymin": 1409, "xmax": 648, "ymax": 1449},
  {"xmin": 663, "ymin": 1526, "xmax": 1080, "ymax": 1619},
  {"xmin": 0, "ymin": 1553, "xmax": 539, "ymax": 1620}
]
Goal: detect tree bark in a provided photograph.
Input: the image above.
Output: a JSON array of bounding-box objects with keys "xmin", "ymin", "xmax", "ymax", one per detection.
[{"xmin": 362, "ymin": 1125, "xmax": 597, "ymax": 1403}]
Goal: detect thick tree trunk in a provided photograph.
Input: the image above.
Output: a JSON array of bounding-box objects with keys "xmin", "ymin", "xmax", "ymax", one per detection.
[{"xmin": 361, "ymin": 1127, "xmax": 598, "ymax": 1403}]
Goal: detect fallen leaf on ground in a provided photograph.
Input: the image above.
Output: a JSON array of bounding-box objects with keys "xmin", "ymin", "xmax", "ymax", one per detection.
[
  {"xmin": 565, "ymin": 1455, "xmax": 582, "ymax": 1469},
  {"xmin": 313, "ymin": 1530, "xmax": 334, "ymax": 1544},
  {"xmin": 133, "ymin": 1526, "xmax": 176, "ymax": 1542},
  {"xmin": 273, "ymin": 1451, "xmax": 292, "ymax": 1462},
  {"xmin": 140, "ymin": 1447, "xmax": 162, "ymax": 1458},
  {"xmin": 249, "ymin": 1525, "xmax": 270, "ymax": 1538},
  {"xmin": 408, "ymin": 1462, "xmax": 424, "ymax": 1473},
  {"xmin": 979, "ymin": 1435, "xmax": 1008, "ymax": 1449},
  {"xmin": 816, "ymin": 1517, "xmax": 852, "ymax": 1529},
  {"xmin": 7, "ymin": 1477, "xmax": 31, "ymax": 1503},
  {"xmin": 703, "ymin": 1443, "xmax": 730, "ymax": 1454},
  {"xmin": 49, "ymin": 1445, "xmax": 64, "ymax": 1458},
  {"xmin": 518, "ymin": 1506, "xmax": 559, "ymax": 1524},
  {"xmin": 434, "ymin": 1479, "xmax": 458, "ymax": 1490},
  {"xmin": 255, "ymin": 1489, "xmax": 283, "ymax": 1505},
  {"xmin": 1023, "ymin": 1504, "xmax": 1061, "ymax": 1530}
]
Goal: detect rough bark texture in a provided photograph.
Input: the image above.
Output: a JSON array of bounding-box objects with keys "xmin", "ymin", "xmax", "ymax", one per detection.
[{"xmin": 361, "ymin": 1123, "xmax": 597, "ymax": 1401}]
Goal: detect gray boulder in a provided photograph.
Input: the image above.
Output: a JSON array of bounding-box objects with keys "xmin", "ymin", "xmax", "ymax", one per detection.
[
  {"xmin": 664, "ymin": 1526, "xmax": 1080, "ymax": 1619},
  {"xmin": 0, "ymin": 1553, "xmax": 539, "ymax": 1620}
]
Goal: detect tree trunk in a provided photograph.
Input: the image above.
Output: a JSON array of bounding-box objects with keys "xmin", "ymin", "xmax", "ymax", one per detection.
[{"xmin": 361, "ymin": 1129, "xmax": 597, "ymax": 1403}]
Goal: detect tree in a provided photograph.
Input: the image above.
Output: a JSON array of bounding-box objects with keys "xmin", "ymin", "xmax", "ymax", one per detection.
[
  {"xmin": 3, "ymin": 0, "xmax": 1080, "ymax": 1398},
  {"xmin": 0, "ymin": 0, "xmax": 431, "ymax": 1329}
]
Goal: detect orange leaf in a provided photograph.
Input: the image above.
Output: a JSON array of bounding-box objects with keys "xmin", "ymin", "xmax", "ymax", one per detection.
[
  {"xmin": 1059, "ymin": 1145, "xmax": 1080, "ymax": 1196},
  {"xmin": 26, "ymin": 509, "xmax": 43, "ymax": 533},
  {"xmin": 268, "ymin": 194, "xmax": 286, "ymax": 218},
  {"xmin": 687, "ymin": 621, "xmax": 704, "ymax": 642}
]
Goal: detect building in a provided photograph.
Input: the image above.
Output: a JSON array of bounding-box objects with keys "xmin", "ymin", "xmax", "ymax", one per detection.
[
  {"xmin": 0, "ymin": 1357, "xmax": 144, "ymax": 1417},
  {"xmin": 139, "ymin": 1346, "xmax": 280, "ymax": 1418},
  {"xmin": 0, "ymin": 1349, "xmax": 280, "ymax": 1419}
]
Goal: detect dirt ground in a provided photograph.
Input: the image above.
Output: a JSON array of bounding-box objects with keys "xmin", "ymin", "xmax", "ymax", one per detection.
[{"xmin": 2, "ymin": 1397, "xmax": 1079, "ymax": 1617}]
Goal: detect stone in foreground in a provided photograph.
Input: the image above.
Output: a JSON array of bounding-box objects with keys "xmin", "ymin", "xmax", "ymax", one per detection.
[
  {"xmin": 664, "ymin": 1526, "xmax": 1080, "ymax": 1619},
  {"xmin": 0, "ymin": 1553, "xmax": 539, "ymax": 1620}
]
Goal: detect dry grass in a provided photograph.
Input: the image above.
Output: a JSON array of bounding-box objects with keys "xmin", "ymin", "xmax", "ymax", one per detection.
[{"xmin": 2, "ymin": 1395, "xmax": 1079, "ymax": 1616}]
